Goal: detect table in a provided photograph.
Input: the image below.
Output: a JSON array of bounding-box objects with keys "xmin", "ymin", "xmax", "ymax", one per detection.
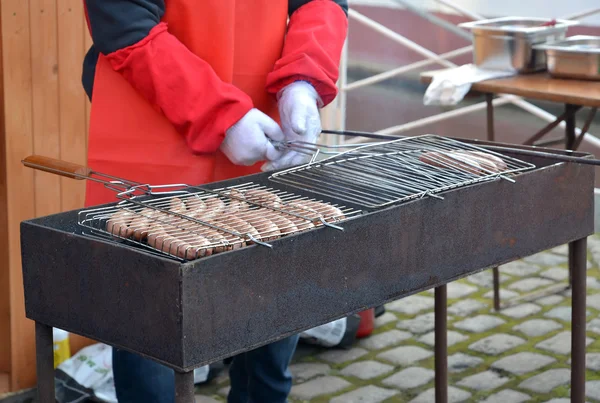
[{"xmin": 421, "ymin": 70, "xmax": 600, "ymax": 312}]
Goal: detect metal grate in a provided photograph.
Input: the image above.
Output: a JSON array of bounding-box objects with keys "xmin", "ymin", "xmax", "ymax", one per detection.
[
  {"xmin": 268, "ymin": 134, "xmax": 536, "ymax": 209},
  {"xmin": 78, "ymin": 183, "xmax": 362, "ymax": 262}
]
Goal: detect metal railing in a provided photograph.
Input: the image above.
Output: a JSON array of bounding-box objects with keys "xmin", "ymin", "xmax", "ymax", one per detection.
[{"xmin": 320, "ymin": 1, "xmax": 600, "ymax": 148}]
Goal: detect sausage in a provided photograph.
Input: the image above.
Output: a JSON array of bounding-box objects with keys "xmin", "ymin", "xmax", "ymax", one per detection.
[
  {"xmin": 106, "ymin": 210, "xmax": 135, "ymax": 237},
  {"xmin": 236, "ymin": 210, "xmax": 281, "ymax": 241},
  {"xmin": 203, "ymin": 219, "xmax": 246, "ymax": 250},
  {"xmin": 419, "ymin": 151, "xmax": 483, "ymax": 175},
  {"xmin": 279, "ymin": 206, "xmax": 316, "ymax": 231},
  {"xmin": 456, "ymin": 150, "xmax": 507, "ymax": 172},
  {"xmin": 185, "ymin": 196, "xmax": 207, "ymax": 214},
  {"xmin": 225, "ymin": 189, "xmax": 250, "ymax": 214},
  {"xmin": 287, "ymin": 202, "xmax": 326, "ymax": 227},
  {"xmin": 211, "ymin": 215, "xmax": 259, "ymax": 243},
  {"xmin": 295, "ymin": 200, "xmax": 346, "ymax": 223},
  {"xmin": 262, "ymin": 210, "xmax": 299, "ymax": 235},
  {"xmin": 204, "ymin": 197, "xmax": 226, "ymax": 216},
  {"xmin": 243, "ymin": 189, "xmax": 283, "ymax": 208},
  {"xmin": 128, "ymin": 208, "xmax": 158, "ymax": 241},
  {"xmin": 168, "ymin": 197, "xmax": 187, "ymax": 214}
]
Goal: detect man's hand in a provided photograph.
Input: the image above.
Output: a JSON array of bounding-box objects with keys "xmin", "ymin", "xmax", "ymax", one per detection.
[
  {"xmin": 221, "ymin": 109, "xmax": 285, "ymax": 166},
  {"xmin": 262, "ymin": 81, "xmax": 321, "ymax": 171}
]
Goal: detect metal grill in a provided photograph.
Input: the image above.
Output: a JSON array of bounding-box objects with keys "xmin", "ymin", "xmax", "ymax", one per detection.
[
  {"xmin": 269, "ymin": 134, "xmax": 536, "ymax": 209},
  {"xmin": 78, "ymin": 183, "xmax": 362, "ymax": 262}
]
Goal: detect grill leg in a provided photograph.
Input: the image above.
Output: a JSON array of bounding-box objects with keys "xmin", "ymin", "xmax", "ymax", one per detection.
[
  {"xmin": 435, "ymin": 285, "xmax": 448, "ymax": 403},
  {"xmin": 174, "ymin": 370, "xmax": 195, "ymax": 403},
  {"xmin": 486, "ymin": 93, "xmax": 495, "ymax": 142},
  {"xmin": 493, "ymin": 267, "xmax": 501, "ymax": 311},
  {"xmin": 566, "ymin": 106, "xmax": 577, "ymax": 291},
  {"xmin": 571, "ymin": 238, "xmax": 587, "ymax": 403},
  {"xmin": 35, "ymin": 322, "xmax": 55, "ymax": 403}
]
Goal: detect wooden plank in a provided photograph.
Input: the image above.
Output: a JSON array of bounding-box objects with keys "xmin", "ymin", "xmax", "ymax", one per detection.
[
  {"xmin": 58, "ymin": 0, "xmax": 86, "ymax": 211},
  {"xmin": 84, "ymin": 22, "xmax": 92, "ymax": 149},
  {"xmin": 58, "ymin": 1, "xmax": 95, "ymax": 353},
  {"xmin": 420, "ymin": 70, "xmax": 600, "ymax": 108},
  {"xmin": 0, "ymin": 372, "xmax": 9, "ymax": 394},
  {"xmin": 0, "ymin": 1, "xmax": 11, "ymax": 377},
  {"xmin": 30, "ymin": 0, "xmax": 60, "ymax": 217},
  {"xmin": 1, "ymin": 0, "xmax": 37, "ymax": 392}
]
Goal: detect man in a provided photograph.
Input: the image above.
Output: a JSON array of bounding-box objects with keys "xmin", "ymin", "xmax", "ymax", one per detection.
[{"xmin": 81, "ymin": 1, "xmax": 348, "ymax": 402}]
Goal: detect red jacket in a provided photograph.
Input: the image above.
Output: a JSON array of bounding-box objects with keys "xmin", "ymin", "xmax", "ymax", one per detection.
[{"xmin": 82, "ymin": 0, "xmax": 348, "ymax": 206}]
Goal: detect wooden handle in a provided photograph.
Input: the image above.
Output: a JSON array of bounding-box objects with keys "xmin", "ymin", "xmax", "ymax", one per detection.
[{"xmin": 22, "ymin": 155, "xmax": 92, "ymax": 180}]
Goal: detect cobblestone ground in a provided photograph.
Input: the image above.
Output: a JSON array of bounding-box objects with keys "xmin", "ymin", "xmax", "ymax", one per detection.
[{"xmin": 194, "ymin": 235, "xmax": 600, "ymax": 402}]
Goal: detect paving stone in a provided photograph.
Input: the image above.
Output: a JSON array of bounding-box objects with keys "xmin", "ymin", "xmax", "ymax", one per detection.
[
  {"xmin": 509, "ymin": 277, "xmax": 554, "ymax": 292},
  {"xmin": 483, "ymin": 289, "xmax": 519, "ymax": 299},
  {"xmin": 195, "ymin": 396, "xmax": 220, "ymax": 403},
  {"xmin": 446, "ymin": 282, "xmax": 478, "ymax": 299},
  {"xmin": 551, "ymin": 244, "xmax": 569, "ymax": 255},
  {"xmin": 418, "ymin": 330, "xmax": 468, "ymax": 347},
  {"xmin": 587, "ymin": 380, "xmax": 600, "ymax": 401},
  {"xmin": 588, "ymin": 293, "xmax": 600, "ymax": 310},
  {"xmin": 290, "ymin": 376, "xmax": 351, "ymax": 400},
  {"xmin": 329, "ymin": 385, "xmax": 398, "ymax": 403},
  {"xmin": 536, "ymin": 331, "xmax": 593, "ymax": 355},
  {"xmin": 588, "ymin": 278, "xmax": 600, "ymax": 289},
  {"xmin": 448, "ymin": 353, "xmax": 484, "ymax": 373},
  {"xmin": 457, "ymin": 370, "xmax": 510, "ymax": 391},
  {"xmin": 501, "ymin": 260, "xmax": 542, "ymax": 276},
  {"xmin": 536, "ymin": 294, "xmax": 565, "ymax": 306},
  {"xmin": 410, "ymin": 386, "xmax": 471, "ymax": 403},
  {"xmin": 543, "ymin": 399, "xmax": 574, "ymax": 403},
  {"xmin": 374, "ymin": 312, "xmax": 397, "ymax": 328},
  {"xmin": 518, "ymin": 368, "xmax": 571, "ymax": 393},
  {"xmin": 588, "ymin": 318, "xmax": 600, "ymax": 334},
  {"xmin": 544, "ymin": 306, "xmax": 591, "ymax": 322},
  {"xmin": 468, "ymin": 333, "xmax": 526, "ymax": 355},
  {"xmin": 586, "ymin": 353, "xmax": 600, "ymax": 370},
  {"xmin": 500, "ymin": 302, "xmax": 542, "ymax": 318},
  {"xmin": 524, "ymin": 252, "xmax": 568, "ymax": 266},
  {"xmin": 318, "ymin": 347, "xmax": 368, "ymax": 364},
  {"xmin": 386, "ymin": 295, "xmax": 434, "ymax": 315},
  {"xmin": 540, "ymin": 267, "xmax": 570, "ymax": 281},
  {"xmin": 289, "ymin": 362, "xmax": 330, "ymax": 381},
  {"xmin": 217, "ymin": 387, "xmax": 230, "ymax": 397},
  {"xmin": 397, "ymin": 312, "xmax": 436, "ymax": 334},
  {"xmin": 480, "ymin": 389, "xmax": 531, "ymax": 403},
  {"xmin": 382, "ymin": 367, "xmax": 435, "ymax": 390},
  {"xmin": 467, "ymin": 270, "xmax": 510, "ymax": 288},
  {"xmin": 513, "ymin": 319, "xmax": 563, "ymax": 337},
  {"xmin": 491, "ymin": 352, "xmax": 556, "ymax": 375},
  {"xmin": 376, "ymin": 345, "xmax": 433, "ymax": 366},
  {"xmin": 448, "ymin": 299, "xmax": 486, "ymax": 316},
  {"xmin": 358, "ymin": 329, "xmax": 412, "ymax": 350},
  {"xmin": 453, "ymin": 315, "xmax": 505, "ymax": 333},
  {"xmin": 340, "ymin": 360, "xmax": 394, "ymax": 380}
]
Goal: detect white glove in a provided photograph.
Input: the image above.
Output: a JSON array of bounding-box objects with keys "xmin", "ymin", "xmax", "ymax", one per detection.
[
  {"xmin": 262, "ymin": 81, "xmax": 322, "ymax": 171},
  {"xmin": 221, "ymin": 108, "xmax": 285, "ymax": 166}
]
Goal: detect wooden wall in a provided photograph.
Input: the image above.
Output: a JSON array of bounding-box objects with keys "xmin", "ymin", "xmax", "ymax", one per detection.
[{"xmin": 0, "ymin": 0, "xmax": 93, "ymax": 392}]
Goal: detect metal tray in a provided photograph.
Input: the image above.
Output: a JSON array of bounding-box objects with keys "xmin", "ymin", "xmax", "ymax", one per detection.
[
  {"xmin": 459, "ymin": 17, "xmax": 578, "ymax": 73},
  {"xmin": 534, "ymin": 35, "xmax": 600, "ymax": 80}
]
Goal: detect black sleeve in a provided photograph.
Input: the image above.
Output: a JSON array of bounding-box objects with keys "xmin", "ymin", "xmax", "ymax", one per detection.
[
  {"xmin": 84, "ymin": 0, "xmax": 165, "ymax": 55},
  {"xmin": 289, "ymin": 0, "xmax": 348, "ymax": 17}
]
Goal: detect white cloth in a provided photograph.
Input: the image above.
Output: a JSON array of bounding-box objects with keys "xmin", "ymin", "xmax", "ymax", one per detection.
[
  {"xmin": 423, "ymin": 64, "xmax": 515, "ymax": 106},
  {"xmin": 221, "ymin": 108, "xmax": 285, "ymax": 166},
  {"xmin": 262, "ymin": 81, "xmax": 322, "ymax": 171}
]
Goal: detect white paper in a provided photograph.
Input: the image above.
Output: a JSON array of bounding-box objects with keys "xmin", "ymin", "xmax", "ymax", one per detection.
[{"xmin": 423, "ymin": 64, "xmax": 515, "ymax": 106}]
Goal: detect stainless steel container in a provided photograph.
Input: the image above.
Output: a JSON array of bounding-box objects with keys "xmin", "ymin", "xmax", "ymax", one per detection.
[
  {"xmin": 534, "ymin": 36, "xmax": 600, "ymax": 80},
  {"xmin": 459, "ymin": 17, "xmax": 578, "ymax": 73}
]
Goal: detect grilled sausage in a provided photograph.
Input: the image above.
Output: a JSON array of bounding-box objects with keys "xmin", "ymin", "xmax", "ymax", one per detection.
[
  {"xmin": 236, "ymin": 210, "xmax": 281, "ymax": 241},
  {"xmin": 262, "ymin": 210, "xmax": 299, "ymax": 235},
  {"xmin": 203, "ymin": 197, "xmax": 226, "ymax": 216},
  {"xmin": 243, "ymin": 189, "xmax": 283, "ymax": 208},
  {"xmin": 295, "ymin": 200, "xmax": 346, "ymax": 223},
  {"xmin": 225, "ymin": 189, "xmax": 250, "ymax": 214},
  {"xmin": 419, "ymin": 151, "xmax": 484, "ymax": 175},
  {"xmin": 106, "ymin": 210, "xmax": 135, "ymax": 237},
  {"xmin": 128, "ymin": 208, "xmax": 158, "ymax": 241},
  {"xmin": 455, "ymin": 150, "xmax": 507, "ymax": 172},
  {"xmin": 185, "ymin": 196, "xmax": 207, "ymax": 214}
]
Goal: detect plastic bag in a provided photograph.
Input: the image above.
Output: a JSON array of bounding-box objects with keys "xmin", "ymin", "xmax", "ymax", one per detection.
[{"xmin": 54, "ymin": 343, "xmax": 210, "ymax": 403}]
